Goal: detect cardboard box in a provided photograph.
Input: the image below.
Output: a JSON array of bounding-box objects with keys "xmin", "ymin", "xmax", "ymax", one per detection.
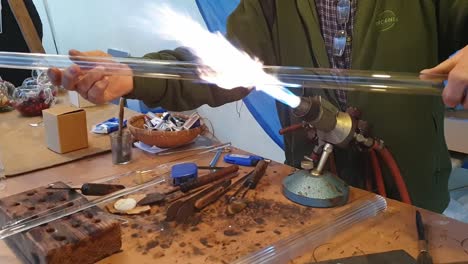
[
  {"xmin": 43, "ymin": 106, "xmax": 88, "ymax": 153},
  {"xmin": 68, "ymin": 91, "xmax": 96, "ymax": 108}
]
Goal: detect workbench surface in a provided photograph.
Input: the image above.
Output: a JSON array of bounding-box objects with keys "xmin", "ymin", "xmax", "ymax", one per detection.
[
  {"xmin": 0, "ymin": 93, "xmax": 139, "ymax": 176},
  {"xmin": 0, "ymin": 146, "xmax": 467, "ymax": 264}
]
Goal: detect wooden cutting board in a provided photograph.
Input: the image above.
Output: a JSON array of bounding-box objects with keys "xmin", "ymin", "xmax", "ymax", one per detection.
[{"xmin": 0, "ymin": 93, "xmax": 139, "ymax": 176}]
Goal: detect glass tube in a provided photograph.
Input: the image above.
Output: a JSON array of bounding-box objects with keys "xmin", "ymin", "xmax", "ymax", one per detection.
[
  {"xmin": 232, "ymin": 195, "xmax": 387, "ymax": 264},
  {"xmin": 0, "ymin": 143, "xmax": 231, "ymax": 240},
  {"xmin": 0, "ymin": 150, "xmax": 6, "ymax": 191},
  {"xmin": 0, "ymin": 176, "xmax": 166, "ymax": 240},
  {"xmin": 0, "ymin": 52, "xmax": 445, "ymax": 96}
]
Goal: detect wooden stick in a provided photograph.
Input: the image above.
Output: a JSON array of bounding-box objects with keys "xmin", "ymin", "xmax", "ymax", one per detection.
[
  {"xmin": 118, "ymin": 98, "xmax": 125, "ymax": 137},
  {"xmin": 7, "ymin": 0, "xmax": 45, "ymax": 53}
]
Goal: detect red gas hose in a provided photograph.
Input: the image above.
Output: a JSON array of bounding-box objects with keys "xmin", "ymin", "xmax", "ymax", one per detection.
[
  {"xmin": 365, "ymin": 154, "xmax": 373, "ymax": 192},
  {"xmin": 376, "ymin": 146, "xmax": 412, "ymax": 204},
  {"xmin": 370, "ymin": 149, "xmax": 387, "ymax": 197}
]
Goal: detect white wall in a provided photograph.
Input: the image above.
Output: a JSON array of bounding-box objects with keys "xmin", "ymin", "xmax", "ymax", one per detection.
[
  {"xmin": 198, "ymin": 103, "xmax": 285, "ymax": 162},
  {"xmin": 32, "ymin": 0, "xmax": 57, "ymax": 54},
  {"xmin": 31, "ymin": 0, "xmax": 285, "ymax": 162},
  {"xmin": 34, "ymin": 0, "xmax": 205, "ymax": 56}
]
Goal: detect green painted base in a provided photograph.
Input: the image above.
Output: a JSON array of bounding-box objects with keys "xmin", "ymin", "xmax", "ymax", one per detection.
[{"xmin": 282, "ymin": 170, "xmax": 349, "ymax": 207}]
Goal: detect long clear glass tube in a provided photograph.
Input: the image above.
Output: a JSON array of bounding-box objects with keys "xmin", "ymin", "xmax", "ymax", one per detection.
[
  {"xmin": 232, "ymin": 195, "xmax": 387, "ymax": 264},
  {"xmin": 0, "ymin": 52, "xmax": 445, "ymax": 96},
  {"xmin": 0, "ymin": 143, "xmax": 230, "ymax": 240},
  {"xmin": 0, "ymin": 175, "xmax": 166, "ymax": 240}
]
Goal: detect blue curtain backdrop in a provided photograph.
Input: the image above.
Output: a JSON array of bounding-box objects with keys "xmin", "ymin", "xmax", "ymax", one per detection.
[{"xmin": 195, "ymin": 0, "xmax": 285, "ymax": 149}]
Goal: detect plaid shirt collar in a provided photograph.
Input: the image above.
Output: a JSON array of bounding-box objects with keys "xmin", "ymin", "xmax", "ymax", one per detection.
[{"xmin": 315, "ymin": 0, "xmax": 357, "ymax": 108}]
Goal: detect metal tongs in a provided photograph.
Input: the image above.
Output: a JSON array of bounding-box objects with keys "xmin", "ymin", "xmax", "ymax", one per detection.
[
  {"xmin": 226, "ymin": 160, "xmax": 270, "ymax": 215},
  {"xmin": 164, "ymin": 159, "xmax": 270, "ymax": 223}
]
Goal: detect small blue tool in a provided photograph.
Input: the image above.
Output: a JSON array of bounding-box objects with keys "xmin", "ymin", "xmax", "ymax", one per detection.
[
  {"xmin": 209, "ymin": 148, "xmax": 223, "ymax": 168},
  {"xmin": 224, "ymin": 154, "xmax": 263, "ymax": 166},
  {"xmin": 171, "ymin": 163, "xmax": 198, "ymax": 186}
]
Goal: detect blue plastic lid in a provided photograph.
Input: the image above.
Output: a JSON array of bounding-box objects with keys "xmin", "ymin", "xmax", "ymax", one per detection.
[{"xmin": 171, "ymin": 163, "xmax": 198, "ymax": 179}]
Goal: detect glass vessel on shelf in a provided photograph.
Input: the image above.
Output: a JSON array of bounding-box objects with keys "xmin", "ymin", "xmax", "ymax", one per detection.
[
  {"xmin": 0, "ymin": 78, "xmax": 15, "ymax": 112},
  {"xmin": 11, "ymin": 84, "xmax": 55, "ymax": 117}
]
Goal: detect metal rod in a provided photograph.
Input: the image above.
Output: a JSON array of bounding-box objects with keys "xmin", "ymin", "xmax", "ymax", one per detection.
[
  {"xmin": 1, "ymin": 197, "xmax": 82, "ymax": 229},
  {"xmin": 46, "ymin": 187, "xmax": 80, "ymax": 190},
  {"xmin": 155, "ymin": 142, "xmax": 231, "ymax": 156},
  {"xmin": 312, "ymin": 143, "xmax": 333, "ymax": 175},
  {"xmin": 209, "ymin": 148, "xmax": 222, "ymax": 168},
  {"xmin": 197, "ymin": 166, "xmax": 225, "ymax": 170},
  {"xmin": 0, "ymin": 51, "xmax": 445, "ymax": 96}
]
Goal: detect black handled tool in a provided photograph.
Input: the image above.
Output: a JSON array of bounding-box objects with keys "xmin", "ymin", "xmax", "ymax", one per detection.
[
  {"xmin": 47, "ymin": 183, "xmax": 125, "ymax": 196},
  {"xmin": 416, "ymin": 210, "xmax": 433, "ymax": 264}
]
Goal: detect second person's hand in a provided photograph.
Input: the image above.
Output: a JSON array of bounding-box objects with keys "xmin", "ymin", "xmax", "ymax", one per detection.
[
  {"xmin": 421, "ymin": 45, "xmax": 468, "ymax": 108},
  {"xmin": 47, "ymin": 49, "xmax": 134, "ymax": 104}
]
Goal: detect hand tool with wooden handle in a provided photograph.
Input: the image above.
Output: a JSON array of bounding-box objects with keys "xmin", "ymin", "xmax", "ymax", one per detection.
[
  {"xmin": 227, "ymin": 160, "xmax": 270, "ymax": 215},
  {"xmin": 194, "ymin": 182, "xmax": 231, "ymax": 209},
  {"xmin": 242, "ymin": 159, "xmax": 269, "ymax": 191},
  {"xmin": 165, "ymin": 179, "xmax": 231, "ymax": 222},
  {"xmin": 179, "ymin": 165, "xmax": 238, "ymax": 192},
  {"xmin": 138, "ymin": 165, "xmax": 239, "ymax": 206},
  {"xmin": 227, "ymin": 160, "xmax": 269, "ymax": 202},
  {"xmin": 192, "ymin": 172, "xmax": 252, "ymax": 213},
  {"xmin": 174, "ymin": 180, "xmax": 231, "ymax": 223}
]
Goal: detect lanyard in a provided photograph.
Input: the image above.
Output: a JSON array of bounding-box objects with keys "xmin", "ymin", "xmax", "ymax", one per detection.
[{"xmin": 0, "ymin": 2, "xmax": 3, "ymax": 34}]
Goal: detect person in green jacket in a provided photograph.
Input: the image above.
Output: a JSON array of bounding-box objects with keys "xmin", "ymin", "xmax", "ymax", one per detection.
[{"xmin": 48, "ymin": 0, "xmax": 468, "ymax": 213}]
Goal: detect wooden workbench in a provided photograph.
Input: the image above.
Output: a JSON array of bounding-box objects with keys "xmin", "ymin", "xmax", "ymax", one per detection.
[
  {"xmin": 0, "ymin": 147, "xmax": 467, "ymax": 264},
  {"xmin": 0, "ymin": 92, "xmax": 139, "ymax": 176}
]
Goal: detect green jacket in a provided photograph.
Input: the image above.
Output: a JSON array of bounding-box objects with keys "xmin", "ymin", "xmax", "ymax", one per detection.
[{"xmin": 127, "ymin": 0, "xmax": 468, "ymax": 212}]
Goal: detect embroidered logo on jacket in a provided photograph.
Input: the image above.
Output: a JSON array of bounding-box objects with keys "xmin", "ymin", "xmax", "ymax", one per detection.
[{"xmin": 375, "ymin": 10, "xmax": 398, "ymax": 32}]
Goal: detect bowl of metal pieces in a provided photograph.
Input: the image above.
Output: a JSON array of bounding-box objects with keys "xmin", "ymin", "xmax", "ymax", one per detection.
[{"xmin": 128, "ymin": 112, "xmax": 205, "ymax": 148}]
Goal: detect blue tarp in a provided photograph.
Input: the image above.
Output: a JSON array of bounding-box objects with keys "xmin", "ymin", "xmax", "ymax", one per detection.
[{"xmin": 195, "ymin": 0, "xmax": 285, "ymax": 149}]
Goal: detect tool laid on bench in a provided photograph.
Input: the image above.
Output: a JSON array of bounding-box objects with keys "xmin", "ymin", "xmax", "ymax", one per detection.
[
  {"xmin": 47, "ymin": 183, "xmax": 125, "ymax": 196},
  {"xmin": 415, "ymin": 210, "xmax": 433, "ymax": 264},
  {"xmin": 137, "ymin": 165, "xmax": 239, "ymax": 206},
  {"xmin": 168, "ymin": 179, "xmax": 232, "ymax": 224},
  {"xmin": 224, "ymin": 154, "xmax": 263, "ymax": 166},
  {"xmin": 208, "ymin": 147, "xmax": 223, "ymax": 171},
  {"xmin": 227, "ymin": 160, "xmax": 270, "ymax": 215},
  {"xmin": 164, "ymin": 160, "xmax": 270, "ymax": 223}
]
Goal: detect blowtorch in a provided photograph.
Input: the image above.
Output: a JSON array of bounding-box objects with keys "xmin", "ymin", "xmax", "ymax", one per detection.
[{"xmin": 280, "ymin": 95, "xmax": 410, "ymax": 208}]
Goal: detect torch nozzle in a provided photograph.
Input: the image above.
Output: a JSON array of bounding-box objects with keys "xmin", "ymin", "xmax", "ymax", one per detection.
[
  {"xmin": 289, "ymin": 96, "xmax": 356, "ymax": 147},
  {"xmin": 292, "ymin": 96, "xmax": 339, "ymax": 132}
]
